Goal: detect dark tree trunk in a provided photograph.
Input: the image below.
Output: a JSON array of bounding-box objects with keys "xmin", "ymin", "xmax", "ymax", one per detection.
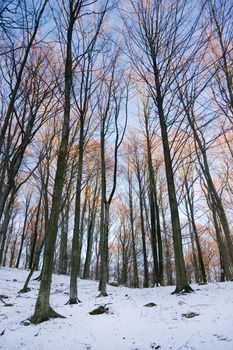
[
  {"xmin": 29, "ymin": 195, "xmax": 42, "ymax": 270},
  {"xmin": 153, "ymin": 68, "xmax": 191, "ymax": 293},
  {"xmin": 184, "ymin": 179, "xmax": 207, "ymax": 284},
  {"xmin": 0, "ymin": 194, "xmax": 14, "ymax": 265},
  {"xmin": 69, "ymin": 118, "xmax": 84, "ymax": 303},
  {"xmin": 135, "ymin": 161, "xmax": 149, "ymax": 288},
  {"xmin": 10, "ymin": 235, "xmax": 18, "ymax": 267},
  {"xmin": 188, "ymin": 219, "xmax": 200, "ymax": 284},
  {"xmin": 144, "ymin": 112, "xmax": 164, "ymax": 286},
  {"xmin": 77, "ymin": 186, "xmax": 88, "ymax": 276},
  {"xmin": 160, "ymin": 195, "xmax": 174, "ymax": 286},
  {"xmin": 83, "ymin": 183, "xmax": 99, "ymax": 279},
  {"xmin": 30, "ymin": 8, "xmax": 75, "ymax": 323},
  {"xmin": 20, "ymin": 239, "xmax": 45, "ymax": 293},
  {"xmin": 212, "ymin": 203, "xmax": 232, "ymax": 281},
  {"xmin": 153, "ymin": 187, "xmax": 164, "ymax": 286},
  {"xmin": 0, "ymin": 0, "xmax": 49, "ymax": 223},
  {"xmin": 58, "ymin": 206, "xmax": 69, "ymax": 275},
  {"xmin": 183, "ymin": 102, "xmax": 233, "ymax": 267},
  {"xmin": 128, "ymin": 167, "xmax": 139, "ymax": 288}
]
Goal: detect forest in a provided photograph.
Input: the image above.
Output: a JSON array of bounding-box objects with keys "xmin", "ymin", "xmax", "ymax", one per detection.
[{"xmin": 0, "ymin": 0, "xmax": 233, "ymax": 333}]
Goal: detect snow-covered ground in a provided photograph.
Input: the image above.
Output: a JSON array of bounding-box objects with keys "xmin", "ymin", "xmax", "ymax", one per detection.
[{"xmin": 0, "ymin": 268, "xmax": 232, "ymax": 350}]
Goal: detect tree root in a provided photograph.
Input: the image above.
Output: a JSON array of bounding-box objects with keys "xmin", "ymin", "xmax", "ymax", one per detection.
[
  {"xmin": 66, "ymin": 298, "xmax": 81, "ymax": 305},
  {"xmin": 0, "ymin": 297, "xmax": 13, "ymax": 307},
  {"xmin": 29, "ymin": 307, "xmax": 65, "ymax": 324},
  {"xmin": 97, "ymin": 292, "xmax": 108, "ymax": 297},
  {"xmin": 171, "ymin": 285, "xmax": 194, "ymax": 295},
  {"xmin": 19, "ymin": 287, "xmax": 31, "ymax": 294},
  {"xmin": 33, "ymin": 274, "xmax": 41, "ymax": 281}
]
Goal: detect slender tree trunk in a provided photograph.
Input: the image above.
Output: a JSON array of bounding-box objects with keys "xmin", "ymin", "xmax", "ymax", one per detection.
[
  {"xmin": 184, "ymin": 179, "xmax": 207, "ymax": 284},
  {"xmin": 58, "ymin": 206, "xmax": 69, "ymax": 275},
  {"xmin": 154, "ymin": 190, "xmax": 164, "ymax": 286},
  {"xmin": 188, "ymin": 219, "xmax": 200, "ymax": 284},
  {"xmin": 10, "ymin": 236, "xmax": 18, "ymax": 267},
  {"xmin": 144, "ymin": 113, "xmax": 164, "ymax": 286},
  {"xmin": 30, "ymin": 12, "xmax": 74, "ymax": 323},
  {"xmin": 99, "ymin": 202, "xmax": 109, "ymax": 296},
  {"xmin": 98, "ymin": 116, "xmax": 108, "ymax": 296},
  {"xmin": 83, "ymin": 183, "xmax": 99, "ymax": 279},
  {"xmin": 136, "ymin": 163, "xmax": 149, "ymax": 288},
  {"xmin": 212, "ymin": 204, "xmax": 232, "ymax": 281},
  {"xmin": 16, "ymin": 195, "xmax": 31, "ymax": 268},
  {"xmin": 160, "ymin": 194, "xmax": 174, "ymax": 286},
  {"xmin": 153, "ymin": 64, "xmax": 192, "ymax": 293},
  {"xmin": 68, "ymin": 116, "xmax": 84, "ymax": 304},
  {"xmin": 0, "ymin": 1, "xmax": 49, "ymax": 222},
  {"xmin": 2, "ymin": 220, "xmax": 14, "ymax": 266},
  {"xmin": 77, "ymin": 184, "xmax": 88, "ymax": 276},
  {"xmin": 20, "ymin": 238, "xmax": 45, "ymax": 293},
  {"xmin": 182, "ymin": 101, "xmax": 233, "ymax": 266},
  {"xmin": 0, "ymin": 195, "xmax": 14, "ymax": 265},
  {"xmin": 128, "ymin": 168, "xmax": 139, "ymax": 288},
  {"xmin": 29, "ymin": 195, "xmax": 42, "ymax": 270}
]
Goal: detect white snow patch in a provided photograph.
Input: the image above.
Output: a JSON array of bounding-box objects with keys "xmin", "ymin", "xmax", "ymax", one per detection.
[{"xmin": 0, "ymin": 267, "xmax": 233, "ymax": 350}]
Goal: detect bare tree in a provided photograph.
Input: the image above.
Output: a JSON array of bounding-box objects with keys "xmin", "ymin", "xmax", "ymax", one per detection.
[
  {"xmin": 121, "ymin": 0, "xmax": 198, "ymax": 292},
  {"xmin": 98, "ymin": 53, "xmax": 128, "ymax": 296},
  {"xmin": 30, "ymin": 0, "xmax": 86, "ymax": 323}
]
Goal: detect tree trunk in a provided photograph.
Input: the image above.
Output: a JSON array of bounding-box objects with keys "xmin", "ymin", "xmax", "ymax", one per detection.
[
  {"xmin": 30, "ymin": 12, "xmax": 74, "ymax": 323},
  {"xmin": 98, "ymin": 115, "xmax": 108, "ymax": 296},
  {"xmin": 184, "ymin": 179, "xmax": 207, "ymax": 284},
  {"xmin": 136, "ymin": 162, "xmax": 149, "ymax": 288},
  {"xmin": 77, "ymin": 185, "xmax": 88, "ymax": 276},
  {"xmin": 0, "ymin": 195, "xmax": 14, "ymax": 265},
  {"xmin": 154, "ymin": 65, "xmax": 192, "ymax": 293},
  {"xmin": 58, "ymin": 206, "xmax": 69, "ymax": 275},
  {"xmin": 212, "ymin": 204, "xmax": 232, "ymax": 281},
  {"xmin": 128, "ymin": 167, "xmax": 139, "ymax": 288},
  {"xmin": 68, "ymin": 114, "xmax": 84, "ymax": 304},
  {"xmin": 99, "ymin": 203, "xmax": 109, "ymax": 296},
  {"xmin": 183, "ymin": 102, "xmax": 233, "ymax": 266},
  {"xmin": 29, "ymin": 195, "xmax": 42, "ymax": 270},
  {"xmin": 83, "ymin": 183, "xmax": 99, "ymax": 279},
  {"xmin": 16, "ymin": 195, "xmax": 31, "ymax": 268}
]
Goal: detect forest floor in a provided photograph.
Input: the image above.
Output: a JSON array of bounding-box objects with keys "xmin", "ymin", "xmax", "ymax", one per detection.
[{"xmin": 0, "ymin": 267, "xmax": 233, "ymax": 350}]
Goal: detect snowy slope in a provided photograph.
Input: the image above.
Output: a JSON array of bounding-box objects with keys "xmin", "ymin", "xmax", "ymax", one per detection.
[{"xmin": 0, "ymin": 267, "xmax": 232, "ymax": 350}]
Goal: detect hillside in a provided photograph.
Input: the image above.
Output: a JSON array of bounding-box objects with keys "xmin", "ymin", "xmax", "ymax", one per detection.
[{"xmin": 0, "ymin": 268, "xmax": 232, "ymax": 350}]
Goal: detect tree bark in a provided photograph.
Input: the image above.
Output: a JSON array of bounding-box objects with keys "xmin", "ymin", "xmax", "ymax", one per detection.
[
  {"xmin": 30, "ymin": 8, "xmax": 75, "ymax": 323},
  {"xmin": 135, "ymin": 159, "xmax": 149, "ymax": 288},
  {"xmin": 127, "ymin": 166, "xmax": 139, "ymax": 288},
  {"xmin": 154, "ymin": 68, "xmax": 192, "ymax": 293}
]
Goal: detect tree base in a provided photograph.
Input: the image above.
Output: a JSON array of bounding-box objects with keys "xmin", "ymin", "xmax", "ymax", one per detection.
[
  {"xmin": 30, "ymin": 307, "xmax": 65, "ymax": 324},
  {"xmin": 152, "ymin": 282, "xmax": 161, "ymax": 288},
  {"xmin": 66, "ymin": 298, "xmax": 81, "ymax": 305},
  {"xmin": 19, "ymin": 287, "xmax": 31, "ymax": 294},
  {"xmin": 171, "ymin": 285, "xmax": 194, "ymax": 295},
  {"xmin": 97, "ymin": 292, "xmax": 108, "ymax": 297}
]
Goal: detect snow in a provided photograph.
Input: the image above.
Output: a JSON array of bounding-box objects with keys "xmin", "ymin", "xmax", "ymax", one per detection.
[{"xmin": 0, "ymin": 268, "xmax": 233, "ymax": 350}]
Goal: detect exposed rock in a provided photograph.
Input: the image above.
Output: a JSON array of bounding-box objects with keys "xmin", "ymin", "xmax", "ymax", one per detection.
[
  {"xmin": 22, "ymin": 319, "xmax": 31, "ymax": 326},
  {"xmin": 89, "ymin": 306, "xmax": 109, "ymax": 315},
  {"xmin": 144, "ymin": 303, "xmax": 157, "ymax": 307},
  {"xmin": 182, "ymin": 312, "xmax": 199, "ymax": 318}
]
